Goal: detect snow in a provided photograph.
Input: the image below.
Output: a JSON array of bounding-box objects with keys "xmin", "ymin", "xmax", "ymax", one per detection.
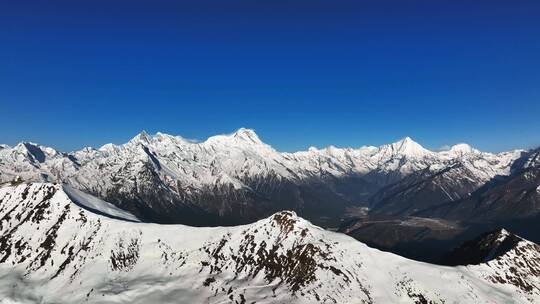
[
  {"xmin": 0, "ymin": 130, "xmax": 536, "ymax": 303},
  {"xmin": 496, "ymin": 228, "xmax": 510, "ymax": 242},
  {"xmin": 62, "ymin": 184, "xmax": 140, "ymax": 222},
  {"xmin": 0, "ymin": 183, "xmax": 538, "ymax": 304},
  {"xmin": 375, "ymin": 136, "xmax": 433, "ymax": 159},
  {"xmin": 0, "ymin": 128, "xmax": 526, "ymax": 214},
  {"xmin": 449, "ymin": 143, "xmax": 478, "ymax": 154},
  {"xmin": 0, "ymin": 130, "xmax": 518, "ymax": 186}
]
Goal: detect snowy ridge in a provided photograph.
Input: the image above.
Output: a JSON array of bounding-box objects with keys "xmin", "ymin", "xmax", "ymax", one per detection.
[
  {"xmin": 0, "ymin": 129, "xmax": 520, "ymax": 186},
  {"xmin": 0, "ymin": 129, "xmax": 526, "ymax": 224},
  {"xmin": 0, "ymin": 183, "xmax": 539, "ymax": 303}
]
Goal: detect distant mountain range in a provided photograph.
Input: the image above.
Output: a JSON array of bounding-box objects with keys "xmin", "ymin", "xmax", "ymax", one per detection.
[
  {"xmin": 0, "ymin": 129, "xmax": 527, "ymax": 222},
  {"xmin": 341, "ymin": 146, "xmax": 540, "ymax": 261},
  {"xmin": 1, "ymin": 129, "xmax": 539, "ymax": 261},
  {"xmin": 1, "ymin": 183, "xmax": 539, "ymax": 303}
]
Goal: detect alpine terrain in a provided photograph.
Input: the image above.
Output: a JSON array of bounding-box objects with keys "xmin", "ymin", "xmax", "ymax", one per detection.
[
  {"xmin": 0, "ymin": 129, "xmax": 526, "ymax": 224},
  {"xmin": 1, "ymin": 129, "xmax": 539, "ymax": 261},
  {"xmin": 1, "ymin": 183, "xmax": 539, "ymax": 303}
]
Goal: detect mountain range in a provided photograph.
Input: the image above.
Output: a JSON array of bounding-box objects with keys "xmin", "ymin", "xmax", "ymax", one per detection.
[{"xmin": 1, "ymin": 129, "xmax": 539, "ymax": 261}]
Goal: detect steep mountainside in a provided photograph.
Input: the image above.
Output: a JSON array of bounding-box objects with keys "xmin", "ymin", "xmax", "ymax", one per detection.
[
  {"xmin": 441, "ymin": 228, "xmax": 525, "ymax": 265},
  {"xmin": 368, "ymin": 145, "xmax": 524, "ymax": 216},
  {"xmin": 420, "ymin": 148, "xmax": 540, "ymax": 222},
  {"xmin": 0, "ymin": 129, "xmax": 521, "ymax": 226},
  {"xmin": 1, "ymin": 183, "xmax": 539, "ymax": 303},
  {"xmin": 337, "ymin": 147, "xmax": 540, "ymax": 262}
]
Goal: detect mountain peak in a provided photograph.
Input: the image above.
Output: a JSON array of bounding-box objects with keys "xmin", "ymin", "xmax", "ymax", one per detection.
[
  {"xmin": 382, "ymin": 136, "xmax": 431, "ymax": 157},
  {"xmin": 231, "ymin": 128, "xmax": 262, "ymax": 144},
  {"xmin": 130, "ymin": 131, "xmax": 152, "ymax": 144},
  {"xmin": 402, "ymin": 136, "xmax": 413, "ymax": 142},
  {"xmin": 396, "ymin": 136, "xmax": 418, "ymax": 146},
  {"xmin": 13, "ymin": 142, "xmax": 57, "ymax": 163},
  {"xmin": 449, "ymin": 143, "xmax": 477, "ymax": 154},
  {"xmin": 203, "ymin": 128, "xmax": 267, "ymax": 148},
  {"xmin": 154, "ymin": 131, "xmax": 189, "ymax": 144}
]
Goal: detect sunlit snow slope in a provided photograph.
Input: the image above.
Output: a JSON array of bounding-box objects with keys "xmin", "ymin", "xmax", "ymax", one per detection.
[{"xmin": 0, "ymin": 183, "xmax": 539, "ymax": 303}]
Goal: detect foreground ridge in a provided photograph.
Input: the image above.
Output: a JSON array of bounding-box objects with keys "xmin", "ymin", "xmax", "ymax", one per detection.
[{"xmin": 0, "ymin": 183, "xmax": 539, "ymax": 303}]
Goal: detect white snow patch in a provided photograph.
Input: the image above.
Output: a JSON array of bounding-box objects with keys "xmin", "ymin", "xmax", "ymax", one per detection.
[
  {"xmin": 62, "ymin": 185, "xmax": 140, "ymax": 222},
  {"xmin": 496, "ymin": 229, "xmax": 510, "ymax": 242}
]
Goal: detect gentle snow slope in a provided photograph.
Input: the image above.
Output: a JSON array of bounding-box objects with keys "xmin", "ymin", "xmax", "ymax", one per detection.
[{"xmin": 62, "ymin": 184, "xmax": 140, "ymax": 222}]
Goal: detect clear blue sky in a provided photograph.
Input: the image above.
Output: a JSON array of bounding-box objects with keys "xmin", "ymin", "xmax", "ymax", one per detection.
[{"xmin": 1, "ymin": 1, "xmax": 539, "ymax": 152}]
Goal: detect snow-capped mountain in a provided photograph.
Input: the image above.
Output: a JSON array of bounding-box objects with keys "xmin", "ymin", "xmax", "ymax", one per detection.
[
  {"xmin": 0, "ymin": 129, "xmax": 523, "ymax": 226},
  {"xmin": 338, "ymin": 146, "xmax": 540, "ymax": 262},
  {"xmin": 420, "ymin": 147, "xmax": 540, "ymax": 222},
  {"xmin": 1, "ymin": 183, "xmax": 539, "ymax": 303}
]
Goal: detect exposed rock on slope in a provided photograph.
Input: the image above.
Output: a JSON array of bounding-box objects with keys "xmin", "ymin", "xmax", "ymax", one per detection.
[{"xmin": 0, "ymin": 183, "xmax": 539, "ymax": 303}]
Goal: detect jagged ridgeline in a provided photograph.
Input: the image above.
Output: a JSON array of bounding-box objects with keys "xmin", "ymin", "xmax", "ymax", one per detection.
[
  {"xmin": 0, "ymin": 129, "xmax": 528, "ymax": 226},
  {"xmin": 1, "ymin": 183, "xmax": 539, "ymax": 303}
]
